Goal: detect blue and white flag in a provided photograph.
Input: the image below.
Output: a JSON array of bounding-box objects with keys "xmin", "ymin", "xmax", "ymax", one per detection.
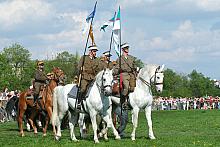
[{"xmin": 83, "ymin": 2, "xmax": 97, "ymax": 34}]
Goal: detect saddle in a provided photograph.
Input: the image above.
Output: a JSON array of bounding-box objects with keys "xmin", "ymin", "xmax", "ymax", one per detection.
[
  {"xmin": 26, "ymin": 85, "xmax": 45, "ymax": 99},
  {"xmin": 68, "ymin": 81, "xmax": 94, "ymax": 99}
]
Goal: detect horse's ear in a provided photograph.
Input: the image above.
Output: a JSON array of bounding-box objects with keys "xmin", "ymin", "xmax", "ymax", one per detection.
[{"xmin": 159, "ymin": 64, "xmax": 165, "ymax": 71}]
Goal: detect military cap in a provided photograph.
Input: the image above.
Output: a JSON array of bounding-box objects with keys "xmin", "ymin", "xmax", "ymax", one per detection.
[
  {"xmin": 103, "ymin": 51, "xmax": 112, "ymax": 57},
  {"xmin": 121, "ymin": 43, "xmax": 129, "ymax": 49},
  {"xmin": 88, "ymin": 45, "xmax": 98, "ymax": 51},
  {"xmin": 37, "ymin": 61, "xmax": 44, "ymax": 66},
  {"xmin": 47, "ymin": 72, "xmax": 54, "ymax": 76}
]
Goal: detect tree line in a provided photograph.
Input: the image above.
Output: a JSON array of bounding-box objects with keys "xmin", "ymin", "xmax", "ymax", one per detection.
[{"xmin": 0, "ymin": 43, "xmax": 219, "ymax": 97}]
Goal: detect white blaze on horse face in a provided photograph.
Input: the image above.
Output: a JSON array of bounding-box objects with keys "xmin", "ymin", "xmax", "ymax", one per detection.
[
  {"xmin": 155, "ymin": 72, "xmax": 164, "ymax": 93},
  {"xmin": 102, "ymin": 69, "xmax": 113, "ymax": 96}
]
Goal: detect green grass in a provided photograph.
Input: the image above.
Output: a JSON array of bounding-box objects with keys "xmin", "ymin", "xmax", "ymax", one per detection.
[{"xmin": 1, "ymin": 110, "xmax": 220, "ymax": 147}]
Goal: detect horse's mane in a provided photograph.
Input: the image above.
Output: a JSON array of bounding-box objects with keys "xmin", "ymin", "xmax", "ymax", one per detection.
[{"xmin": 138, "ymin": 64, "xmax": 159, "ymax": 77}]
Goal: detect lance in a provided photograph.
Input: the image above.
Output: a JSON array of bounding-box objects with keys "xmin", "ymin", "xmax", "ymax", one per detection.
[{"xmin": 75, "ymin": 1, "xmax": 97, "ymax": 110}]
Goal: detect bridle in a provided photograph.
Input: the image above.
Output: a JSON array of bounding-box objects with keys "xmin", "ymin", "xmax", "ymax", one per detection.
[
  {"xmin": 96, "ymin": 69, "xmax": 112, "ymax": 94},
  {"xmin": 138, "ymin": 66, "xmax": 163, "ymax": 88},
  {"xmin": 53, "ymin": 69, "xmax": 65, "ymax": 86}
]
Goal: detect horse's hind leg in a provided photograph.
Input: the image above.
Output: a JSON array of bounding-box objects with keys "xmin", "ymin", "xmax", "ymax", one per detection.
[
  {"xmin": 69, "ymin": 111, "xmax": 79, "ymax": 142},
  {"xmin": 90, "ymin": 112, "xmax": 99, "ymax": 143},
  {"xmin": 145, "ymin": 106, "xmax": 156, "ymax": 139},
  {"xmin": 18, "ymin": 109, "xmax": 25, "ymax": 137},
  {"xmin": 131, "ymin": 107, "xmax": 139, "ymax": 141}
]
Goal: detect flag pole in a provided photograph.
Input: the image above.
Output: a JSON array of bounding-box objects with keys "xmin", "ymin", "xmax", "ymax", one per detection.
[
  {"xmin": 75, "ymin": 1, "xmax": 97, "ymax": 110},
  {"xmin": 117, "ymin": 6, "xmax": 123, "ymax": 117},
  {"xmin": 108, "ymin": 12, "xmax": 116, "ymax": 67}
]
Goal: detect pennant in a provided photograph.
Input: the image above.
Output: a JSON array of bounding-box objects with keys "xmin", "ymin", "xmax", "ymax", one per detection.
[
  {"xmin": 82, "ymin": 2, "xmax": 97, "ymax": 34},
  {"xmin": 112, "ymin": 7, "xmax": 121, "ymax": 56},
  {"xmin": 86, "ymin": 2, "xmax": 97, "ymax": 23},
  {"xmin": 89, "ymin": 25, "xmax": 96, "ymax": 45},
  {"xmin": 100, "ymin": 14, "xmax": 115, "ymax": 32}
]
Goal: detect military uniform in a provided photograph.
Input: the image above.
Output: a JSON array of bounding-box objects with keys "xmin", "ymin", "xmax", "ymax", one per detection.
[
  {"xmin": 33, "ymin": 61, "xmax": 48, "ymax": 107},
  {"xmin": 113, "ymin": 54, "xmax": 137, "ymax": 96},
  {"xmin": 78, "ymin": 55, "xmax": 99, "ymax": 95},
  {"xmin": 34, "ymin": 69, "xmax": 48, "ymax": 95}
]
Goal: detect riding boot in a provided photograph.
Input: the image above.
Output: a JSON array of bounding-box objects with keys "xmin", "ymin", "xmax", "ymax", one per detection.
[
  {"xmin": 76, "ymin": 92, "xmax": 83, "ymax": 110},
  {"xmin": 33, "ymin": 94, "xmax": 39, "ymax": 107},
  {"xmin": 121, "ymin": 95, "xmax": 129, "ymax": 110}
]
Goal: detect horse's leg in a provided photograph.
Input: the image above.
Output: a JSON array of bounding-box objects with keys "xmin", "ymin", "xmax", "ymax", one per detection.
[
  {"xmin": 28, "ymin": 111, "xmax": 38, "ymax": 134},
  {"xmin": 43, "ymin": 106, "xmax": 53, "ymax": 136},
  {"xmin": 145, "ymin": 106, "xmax": 156, "ymax": 139},
  {"xmin": 42, "ymin": 115, "xmax": 50, "ymax": 136},
  {"xmin": 18, "ymin": 108, "xmax": 25, "ymax": 137},
  {"xmin": 90, "ymin": 111, "xmax": 99, "ymax": 143},
  {"xmin": 78, "ymin": 113, "xmax": 86, "ymax": 139},
  {"xmin": 131, "ymin": 107, "xmax": 139, "ymax": 141},
  {"xmin": 102, "ymin": 114, "xmax": 121, "ymax": 140},
  {"xmin": 69, "ymin": 110, "xmax": 79, "ymax": 142}
]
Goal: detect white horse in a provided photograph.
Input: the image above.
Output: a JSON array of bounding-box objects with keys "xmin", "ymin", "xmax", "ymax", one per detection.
[
  {"xmin": 52, "ymin": 68, "xmax": 120, "ymax": 143},
  {"xmin": 111, "ymin": 64, "xmax": 165, "ymax": 140}
]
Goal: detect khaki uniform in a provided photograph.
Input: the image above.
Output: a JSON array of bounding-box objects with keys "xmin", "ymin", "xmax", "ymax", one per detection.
[
  {"xmin": 98, "ymin": 59, "xmax": 114, "ymax": 71},
  {"xmin": 34, "ymin": 69, "xmax": 48, "ymax": 95},
  {"xmin": 113, "ymin": 55, "xmax": 137, "ymax": 96},
  {"xmin": 78, "ymin": 55, "xmax": 99, "ymax": 94}
]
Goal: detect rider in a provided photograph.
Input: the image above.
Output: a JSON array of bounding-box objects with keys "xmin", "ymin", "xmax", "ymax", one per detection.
[
  {"xmin": 98, "ymin": 51, "xmax": 114, "ymax": 71},
  {"xmin": 113, "ymin": 43, "xmax": 137, "ymax": 109},
  {"xmin": 33, "ymin": 61, "xmax": 48, "ymax": 106},
  {"xmin": 77, "ymin": 45, "xmax": 99, "ymax": 110}
]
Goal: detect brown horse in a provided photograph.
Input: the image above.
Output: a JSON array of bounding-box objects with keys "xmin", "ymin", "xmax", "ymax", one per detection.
[{"xmin": 18, "ymin": 67, "xmax": 65, "ymax": 137}]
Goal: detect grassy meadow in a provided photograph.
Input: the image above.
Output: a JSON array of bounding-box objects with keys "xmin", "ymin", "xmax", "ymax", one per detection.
[{"xmin": 0, "ymin": 110, "xmax": 220, "ymax": 147}]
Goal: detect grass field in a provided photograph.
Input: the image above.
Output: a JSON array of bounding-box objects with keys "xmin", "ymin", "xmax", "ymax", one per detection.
[{"xmin": 0, "ymin": 110, "xmax": 220, "ymax": 147}]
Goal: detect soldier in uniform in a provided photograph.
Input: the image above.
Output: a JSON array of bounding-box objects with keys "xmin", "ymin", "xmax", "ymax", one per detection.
[
  {"xmin": 76, "ymin": 45, "xmax": 99, "ymax": 109},
  {"xmin": 113, "ymin": 43, "xmax": 137, "ymax": 109},
  {"xmin": 33, "ymin": 61, "xmax": 48, "ymax": 106},
  {"xmin": 98, "ymin": 51, "xmax": 114, "ymax": 71}
]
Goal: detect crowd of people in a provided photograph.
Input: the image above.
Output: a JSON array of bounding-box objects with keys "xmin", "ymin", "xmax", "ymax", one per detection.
[{"xmin": 152, "ymin": 96, "xmax": 220, "ymax": 111}]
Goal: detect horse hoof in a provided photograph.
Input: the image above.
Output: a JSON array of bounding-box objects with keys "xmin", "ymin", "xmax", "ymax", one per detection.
[
  {"xmin": 72, "ymin": 139, "xmax": 79, "ymax": 142},
  {"xmin": 94, "ymin": 140, "xmax": 99, "ymax": 144},
  {"xmin": 115, "ymin": 136, "xmax": 121, "ymax": 140},
  {"xmin": 55, "ymin": 136, "xmax": 61, "ymax": 141},
  {"xmin": 131, "ymin": 137, "xmax": 135, "ymax": 141},
  {"xmin": 43, "ymin": 133, "xmax": 47, "ymax": 137},
  {"xmin": 20, "ymin": 133, "xmax": 25, "ymax": 137},
  {"xmin": 149, "ymin": 136, "xmax": 156, "ymax": 140}
]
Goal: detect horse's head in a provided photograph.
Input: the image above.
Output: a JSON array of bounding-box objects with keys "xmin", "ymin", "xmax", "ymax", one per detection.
[
  {"xmin": 52, "ymin": 67, "xmax": 66, "ymax": 85},
  {"xmin": 151, "ymin": 64, "xmax": 164, "ymax": 93},
  {"xmin": 139, "ymin": 64, "xmax": 164, "ymax": 93},
  {"xmin": 96, "ymin": 68, "xmax": 113, "ymax": 96}
]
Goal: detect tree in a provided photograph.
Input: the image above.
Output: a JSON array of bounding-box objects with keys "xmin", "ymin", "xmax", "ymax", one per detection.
[{"xmin": 1, "ymin": 43, "xmax": 33, "ymax": 90}]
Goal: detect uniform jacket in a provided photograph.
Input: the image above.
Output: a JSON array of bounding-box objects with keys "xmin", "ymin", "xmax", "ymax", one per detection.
[
  {"xmin": 34, "ymin": 69, "xmax": 47, "ymax": 84},
  {"xmin": 78, "ymin": 55, "xmax": 99, "ymax": 80},
  {"xmin": 113, "ymin": 55, "xmax": 137, "ymax": 75}
]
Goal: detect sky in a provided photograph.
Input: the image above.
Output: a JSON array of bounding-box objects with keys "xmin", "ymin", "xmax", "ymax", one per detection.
[{"xmin": 0, "ymin": 0, "xmax": 220, "ymax": 79}]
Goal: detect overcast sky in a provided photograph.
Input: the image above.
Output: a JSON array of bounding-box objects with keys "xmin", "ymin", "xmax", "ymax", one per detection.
[{"xmin": 0, "ymin": 0, "xmax": 220, "ymax": 79}]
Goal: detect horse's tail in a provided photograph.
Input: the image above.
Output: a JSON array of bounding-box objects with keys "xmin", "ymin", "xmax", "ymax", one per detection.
[{"xmin": 51, "ymin": 87, "xmax": 58, "ymax": 126}]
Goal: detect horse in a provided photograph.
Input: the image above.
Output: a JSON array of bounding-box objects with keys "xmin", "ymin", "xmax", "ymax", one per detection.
[
  {"xmin": 52, "ymin": 68, "xmax": 120, "ymax": 143},
  {"xmin": 17, "ymin": 67, "xmax": 65, "ymax": 137},
  {"xmin": 111, "ymin": 64, "xmax": 165, "ymax": 140}
]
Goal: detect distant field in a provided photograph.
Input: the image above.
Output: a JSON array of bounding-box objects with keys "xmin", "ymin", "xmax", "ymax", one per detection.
[{"xmin": 0, "ymin": 110, "xmax": 220, "ymax": 147}]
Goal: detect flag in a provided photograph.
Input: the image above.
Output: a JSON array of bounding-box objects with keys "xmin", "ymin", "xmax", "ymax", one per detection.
[
  {"xmin": 86, "ymin": 2, "xmax": 97, "ymax": 23},
  {"xmin": 100, "ymin": 14, "xmax": 115, "ymax": 32},
  {"xmin": 82, "ymin": 2, "xmax": 97, "ymax": 34},
  {"xmin": 112, "ymin": 7, "xmax": 121, "ymax": 56},
  {"xmin": 89, "ymin": 25, "xmax": 96, "ymax": 45}
]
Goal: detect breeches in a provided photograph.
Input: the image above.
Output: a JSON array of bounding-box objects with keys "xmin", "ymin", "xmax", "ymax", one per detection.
[
  {"xmin": 122, "ymin": 74, "xmax": 136, "ymax": 96},
  {"xmin": 80, "ymin": 79, "xmax": 91, "ymax": 94},
  {"xmin": 34, "ymin": 83, "xmax": 44, "ymax": 95}
]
